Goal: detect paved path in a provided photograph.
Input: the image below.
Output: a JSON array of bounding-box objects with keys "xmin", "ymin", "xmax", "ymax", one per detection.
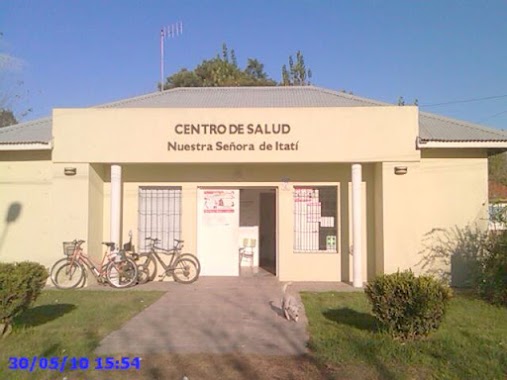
[{"xmin": 94, "ymin": 272, "xmax": 357, "ymax": 356}]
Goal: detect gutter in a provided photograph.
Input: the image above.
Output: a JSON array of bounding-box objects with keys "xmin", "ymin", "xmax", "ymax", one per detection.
[
  {"xmin": 416, "ymin": 137, "xmax": 507, "ymax": 149},
  {"xmin": 0, "ymin": 142, "xmax": 53, "ymax": 151}
]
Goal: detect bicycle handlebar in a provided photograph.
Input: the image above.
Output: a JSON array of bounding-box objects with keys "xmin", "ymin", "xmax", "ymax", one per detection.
[
  {"xmin": 145, "ymin": 237, "xmax": 184, "ymax": 248},
  {"xmin": 102, "ymin": 242, "xmax": 116, "ymax": 250}
]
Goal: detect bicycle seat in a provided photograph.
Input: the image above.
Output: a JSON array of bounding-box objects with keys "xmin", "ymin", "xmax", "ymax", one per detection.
[
  {"xmin": 102, "ymin": 242, "xmax": 116, "ymax": 249},
  {"xmin": 146, "ymin": 237, "xmax": 160, "ymax": 242},
  {"xmin": 174, "ymin": 239, "xmax": 184, "ymax": 243}
]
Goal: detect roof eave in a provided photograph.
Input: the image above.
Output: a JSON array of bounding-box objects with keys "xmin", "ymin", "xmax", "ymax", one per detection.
[
  {"xmin": 417, "ymin": 139, "xmax": 507, "ymax": 149},
  {"xmin": 0, "ymin": 142, "xmax": 52, "ymax": 151}
]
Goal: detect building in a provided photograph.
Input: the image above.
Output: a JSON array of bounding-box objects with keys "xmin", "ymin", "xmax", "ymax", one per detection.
[{"xmin": 1, "ymin": 86, "xmax": 507, "ymax": 286}]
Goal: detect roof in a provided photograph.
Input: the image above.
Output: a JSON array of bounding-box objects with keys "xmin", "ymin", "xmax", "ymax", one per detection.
[
  {"xmin": 1, "ymin": 86, "xmax": 507, "ymax": 148},
  {"xmin": 99, "ymin": 86, "xmax": 383, "ymax": 108},
  {"xmin": 0, "ymin": 117, "xmax": 52, "ymax": 148},
  {"xmin": 418, "ymin": 112, "xmax": 507, "ymax": 143}
]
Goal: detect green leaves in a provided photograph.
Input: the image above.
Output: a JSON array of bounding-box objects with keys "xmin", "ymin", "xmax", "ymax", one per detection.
[
  {"xmin": 0, "ymin": 262, "xmax": 48, "ymax": 337},
  {"xmin": 281, "ymin": 50, "xmax": 312, "ymax": 86},
  {"xmin": 365, "ymin": 271, "xmax": 452, "ymax": 341},
  {"xmin": 162, "ymin": 44, "xmax": 277, "ymax": 90},
  {"xmin": 0, "ymin": 108, "xmax": 17, "ymax": 128}
]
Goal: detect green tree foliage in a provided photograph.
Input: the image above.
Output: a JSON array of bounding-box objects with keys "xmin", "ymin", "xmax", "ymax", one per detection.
[
  {"xmin": 0, "ymin": 32, "xmax": 31, "ymax": 125},
  {"xmin": 472, "ymin": 230, "xmax": 507, "ymax": 306},
  {"xmin": 0, "ymin": 262, "xmax": 48, "ymax": 338},
  {"xmin": 0, "ymin": 108, "xmax": 17, "ymax": 128},
  {"xmin": 488, "ymin": 152, "xmax": 507, "ymax": 186},
  {"xmin": 162, "ymin": 43, "xmax": 276, "ymax": 89},
  {"xmin": 281, "ymin": 50, "xmax": 312, "ymax": 86}
]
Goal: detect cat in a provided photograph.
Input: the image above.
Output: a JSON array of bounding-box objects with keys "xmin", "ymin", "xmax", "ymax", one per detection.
[{"xmin": 281, "ymin": 282, "xmax": 301, "ymax": 322}]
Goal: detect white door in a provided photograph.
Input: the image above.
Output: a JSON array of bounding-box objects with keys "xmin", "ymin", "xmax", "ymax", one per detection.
[{"xmin": 197, "ymin": 189, "xmax": 240, "ymax": 276}]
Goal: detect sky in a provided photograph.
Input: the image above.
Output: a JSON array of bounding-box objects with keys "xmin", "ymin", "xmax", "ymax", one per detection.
[{"xmin": 1, "ymin": 0, "xmax": 507, "ymax": 130}]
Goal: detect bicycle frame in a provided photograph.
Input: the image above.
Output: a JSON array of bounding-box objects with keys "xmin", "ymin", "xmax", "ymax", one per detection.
[
  {"xmin": 68, "ymin": 242, "xmax": 122, "ymax": 282},
  {"xmin": 145, "ymin": 242, "xmax": 183, "ymax": 274}
]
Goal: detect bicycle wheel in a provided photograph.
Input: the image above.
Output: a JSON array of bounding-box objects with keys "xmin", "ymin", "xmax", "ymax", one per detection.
[
  {"xmin": 172, "ymin": 258, "xmax": 199, "ymax": 284},
  {"xmin": 137, "ymin": 254, "xmax": 158, "ymax": 284},
  {"xmin": 179, "ymin": 253, "xmax": 201, "ymax": 277},
  {"xmin": 51, "ymin": 259, "xmax": 85, "ymax": 289},
  {"xmin": 106, "ymin": 258, "xmax": 138, "ymax": 288}
]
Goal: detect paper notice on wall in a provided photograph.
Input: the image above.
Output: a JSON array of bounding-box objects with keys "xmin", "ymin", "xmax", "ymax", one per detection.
[
  {"xmin": 306, "ymin": 202, "xmax": 322, "ymax": 222},
  {"xmin": 204, "ymin": 190, "xmax": 236, "ymax": 213},
  {"xmin": 326, "ymin": 235, "xmax": 337, "ymax": 251},
  {"xmin": 203, "ymin": 190, "xmax": 237, "ymax": 226},
  {"xmin": 294, "ymin": 188, "xmax": 319, "ymax": 202},
  {"xmin": 320, "ymin": 216, "xmax": 335, "ymax": 228}
]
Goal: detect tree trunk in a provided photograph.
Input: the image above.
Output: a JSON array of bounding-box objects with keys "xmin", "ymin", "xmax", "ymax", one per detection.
[{"xmin": 0, "ymin": 322, "xmax": 12, "ymax": 339}]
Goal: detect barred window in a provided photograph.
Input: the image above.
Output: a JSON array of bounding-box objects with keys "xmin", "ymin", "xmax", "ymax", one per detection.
[
  {"xmin": 293, "ymin": 186, "xmax": 338, "ymax": 252},
  {"xmin": 138, "ymin": 186, "xmax": 182, "ymax": 251},
  {"xmin": 489, "ymin": 202, "xmax": 507, "ymax": 230}
]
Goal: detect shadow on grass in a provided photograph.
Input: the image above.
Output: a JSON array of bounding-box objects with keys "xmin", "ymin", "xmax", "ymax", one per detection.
[
  {"xmin": 323, "ymin": 307, "xmax": 379, "ymax": 332},
  {"xmin": 14, "ymin": 304, "xmax": 76, "ymax": 328},
  {"xmin": 40, "ymin": 343, "xmax": 61, "ymax": 357}
]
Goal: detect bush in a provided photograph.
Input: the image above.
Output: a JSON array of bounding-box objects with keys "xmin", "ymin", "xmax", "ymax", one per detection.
[
  {"xmin": 473, "ymin": 230, "xmax": 507, "ymax": 306},
  {"xmin": 365, "ymin": 270, "xmax": 452, "ymax": 341},
  {"xmin": 0, "ymin": 262, "xmax": 48, "ymax": 337}
]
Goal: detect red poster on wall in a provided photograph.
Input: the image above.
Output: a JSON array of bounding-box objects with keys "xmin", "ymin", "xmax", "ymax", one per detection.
[{"xmin": 203, "ymin": 190, "xmax": 236, "ymax": 213}]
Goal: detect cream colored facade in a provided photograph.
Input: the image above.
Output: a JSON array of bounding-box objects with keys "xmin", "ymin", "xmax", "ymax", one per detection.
[{"xmin": 0, "ymin": 102, "xmax": 495, "ymax": 285}]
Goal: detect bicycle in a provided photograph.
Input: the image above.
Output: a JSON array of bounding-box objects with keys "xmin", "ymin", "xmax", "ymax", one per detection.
[
  {"xmin": 50, "ymin": 239, "xmax": 138, "ymax": 289},
  {"xmin": 133, "ymin": 238, "xmax": 200, "ymax": 284}
]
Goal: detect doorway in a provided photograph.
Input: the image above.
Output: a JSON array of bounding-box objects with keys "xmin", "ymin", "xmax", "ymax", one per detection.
[
  {"xmin": 197, "ymin": 187, "xmax": 277, "ymax": 276},
  {"xmin": 239, "ymin": 188, "xmax": 277, "ymax": 276},
  {"xmin": 259, "ymin": 191, "xmax": 276, "ymax": 274}
]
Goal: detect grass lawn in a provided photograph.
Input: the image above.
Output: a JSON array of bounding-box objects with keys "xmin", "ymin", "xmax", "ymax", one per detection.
[
  {"xmin": 302, "ymin": 291, "xmax": 507, "ymax": 380},
  {"xmin": 0, "ymin": 289, "xmax": 165, "ymax": 380},
  {"xmin": 2, "ymin": 289, "xmax": 506, "ymax": 380}
]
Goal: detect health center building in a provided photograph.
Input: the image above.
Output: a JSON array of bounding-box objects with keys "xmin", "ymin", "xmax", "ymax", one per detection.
[{"xmin": 2, "ymin": 86, "xmax": 507, "ymax": 286}]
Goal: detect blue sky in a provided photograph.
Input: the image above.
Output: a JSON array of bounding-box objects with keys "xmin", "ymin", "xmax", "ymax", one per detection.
[{"xmin": 1, "ymin": 0, "xmax": 507, "ymax": 130}]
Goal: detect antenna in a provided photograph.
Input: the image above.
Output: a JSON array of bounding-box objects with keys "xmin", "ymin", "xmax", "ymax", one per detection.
[{"xmin": 160, "ymin": 21, "xmax": 183, "ymax": 91}]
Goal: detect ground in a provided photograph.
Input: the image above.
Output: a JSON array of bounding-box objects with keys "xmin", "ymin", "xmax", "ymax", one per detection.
[{"xmin": 60, "ymin": 353, "xmax": 340, "ymax": 380}]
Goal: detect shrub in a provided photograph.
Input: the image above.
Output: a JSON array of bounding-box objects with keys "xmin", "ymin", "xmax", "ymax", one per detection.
[
  {"xmin": 365, "ymin": 270, "xmax": 452, "ymax": 341},
  {"xmin": 473, "ymin": 230, "xmax": 507, "ymax": 306},
  {"xmin": 0, "ymin": 261, "xmax": 48, "ymax": 338}
]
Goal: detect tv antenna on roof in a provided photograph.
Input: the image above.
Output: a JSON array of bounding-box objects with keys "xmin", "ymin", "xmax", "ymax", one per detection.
[{"xmin": 160, "ymin": 21, "xmax": 183, "ymax": 91}]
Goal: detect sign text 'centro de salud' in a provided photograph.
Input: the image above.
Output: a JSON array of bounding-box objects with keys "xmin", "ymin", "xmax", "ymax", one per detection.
[{"xmin": 167, "ymin": 123, "xmax": 299, "ymax": 152}]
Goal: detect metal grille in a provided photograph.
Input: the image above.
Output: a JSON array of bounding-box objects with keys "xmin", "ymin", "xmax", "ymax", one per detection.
[
  {"xmin": 293, "ymin": 186, "xmax": 338, "ymax": 252},
  {"xmin": 138, "ymin": 186, "xmax": 182, "ymax": 251}
]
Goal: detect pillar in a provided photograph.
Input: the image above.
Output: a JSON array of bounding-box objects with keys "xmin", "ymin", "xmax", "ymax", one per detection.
[
  {"xmin": 110, "ymin": 164, "xmax": 122, "ymax": 248},
  {"xmin": 352, "ymin": 164, "xmax": 363, "ymax": 288}
]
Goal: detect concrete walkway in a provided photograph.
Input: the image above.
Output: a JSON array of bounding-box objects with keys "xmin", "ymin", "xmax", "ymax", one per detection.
[{"xmin": 94, "ymin": 271, "xmax": 358, "ymax": 356}]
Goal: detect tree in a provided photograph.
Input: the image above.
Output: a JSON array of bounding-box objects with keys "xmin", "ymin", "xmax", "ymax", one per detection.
[
  {"xmin": 162, "ymin": 44, "xmax": 276, "ymax": 89},
  {"xmin": 0, "ymin": 32, "xmax": 30, "ymax": 126},
  {"xmin": 245, "ymin": 59, "xmax": 268, "ymax": 80},
  {"xmin": 281, "ymin": 50, "xmax": 312, "ymax": 86},
  {"xmin": 161, "ymin": 68, "xmax": 203, "ymax": 89},
  {"xmin": 489, "ymin": 152, "xmax": 507, "ymax": 186},
  {"xmin": 0, "ymin": 108, "xmax": 17, "ymax": 128}
]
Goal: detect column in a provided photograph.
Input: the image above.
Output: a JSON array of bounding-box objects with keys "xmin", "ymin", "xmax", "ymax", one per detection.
[
  {"xmin": 352, "ymin": 164, "xmax": 362, "ymax": 288},
  {"xmin": 110, "ymin": 164, "xmax": 122, "ymax": 248}
]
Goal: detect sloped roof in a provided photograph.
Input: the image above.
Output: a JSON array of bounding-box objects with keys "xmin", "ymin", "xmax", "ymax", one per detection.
[
  {"xmin": 1, "ymin": 86, "xmax": 507, "ymax": 147},
  {"xmin": 98, "ymin": 86, "xmax": 382, "ymax": 108},
  {"xmin": 419, "ymin": 112, "xmax": 507, "ymax": 142},
  {"xmin": 0, "ymin": 117, "xmax": 52, "ymax": 145}
]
